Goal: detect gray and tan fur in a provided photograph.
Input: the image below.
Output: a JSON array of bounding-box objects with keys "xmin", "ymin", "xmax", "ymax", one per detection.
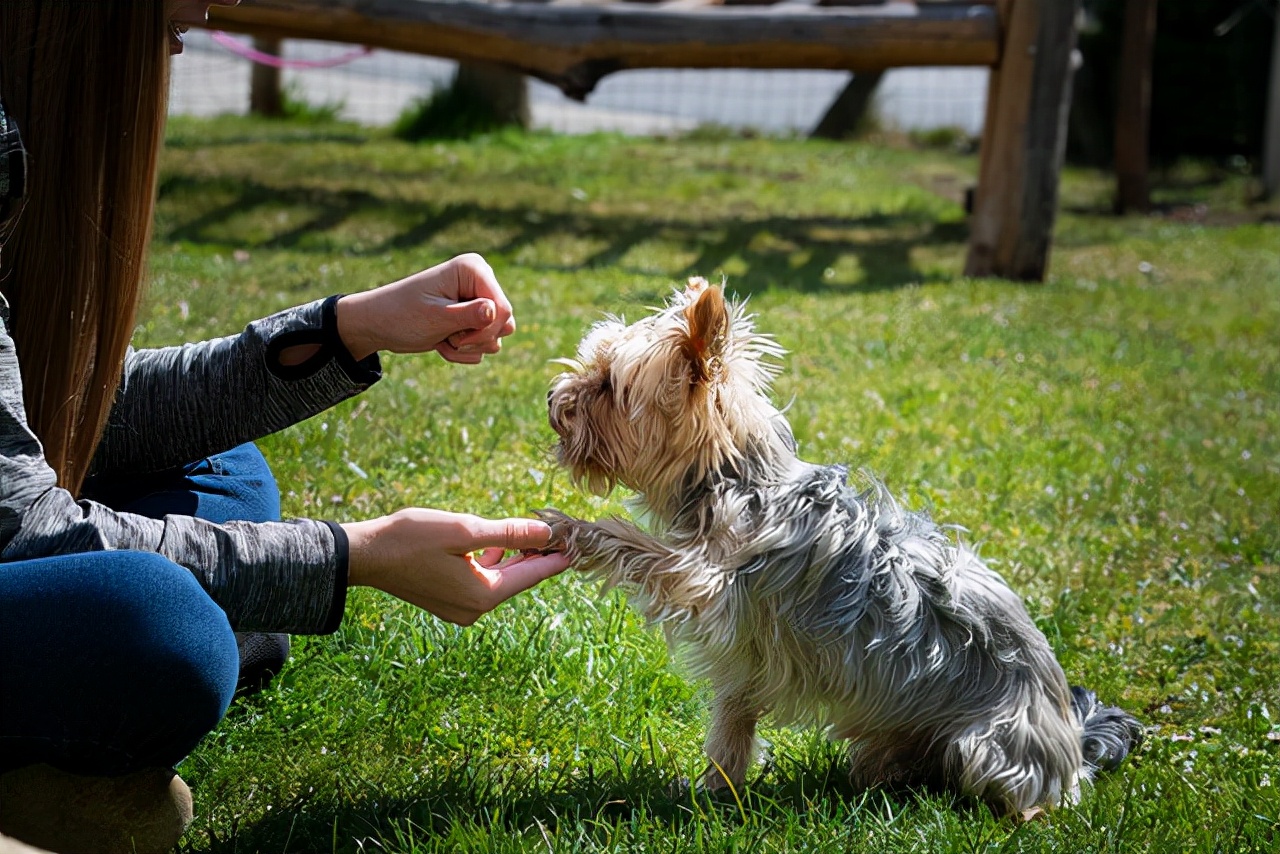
[{"xmin": 540, "ymin": 279, "xmax": 1141, "ymax": 815}]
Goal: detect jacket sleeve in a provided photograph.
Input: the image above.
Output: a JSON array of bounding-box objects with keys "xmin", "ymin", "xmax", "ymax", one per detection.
[
  {"xmin": 0, "ymin": 297, "xmax": 349, "ymax": 634},
  {"xmin": 89, "ymin": 295, "xmax": 382, "ymax": 477}
]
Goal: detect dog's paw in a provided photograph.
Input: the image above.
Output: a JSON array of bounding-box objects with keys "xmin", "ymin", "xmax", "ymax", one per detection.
[
  {"xmin": 667, "ymin": 775, "xmax": 740, "ymax": 806},
  {"xmin": 696, "ymin": 767, "xmax": 746, "ymax": 801},
  {"xmin": 532, "ymin": 508, "xmax": 581, "ymax": 559}
]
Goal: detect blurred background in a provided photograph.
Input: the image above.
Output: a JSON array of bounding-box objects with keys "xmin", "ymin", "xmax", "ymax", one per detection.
[
  {"xmin": 170, "ymin": 0, "xmax": 1279, "ymax": 198},
  {"xmin": 169, "ymin": 30, "xmax": 991, "ymax": 138},
  {"xmin": 175, "ymin": 0, "xmax": 1274, "ymax": 165}
]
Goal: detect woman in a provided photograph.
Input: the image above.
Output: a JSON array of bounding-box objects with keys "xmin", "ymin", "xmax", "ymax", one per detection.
[{"xmin": 0, "ymin": 3, "xmax": 570, "ymax": 852}]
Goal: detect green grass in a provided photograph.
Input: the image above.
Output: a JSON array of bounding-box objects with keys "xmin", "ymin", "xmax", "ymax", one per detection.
[{"xmin": 151, "ymin": 116, "xmax": 1280, "ymax": 852}]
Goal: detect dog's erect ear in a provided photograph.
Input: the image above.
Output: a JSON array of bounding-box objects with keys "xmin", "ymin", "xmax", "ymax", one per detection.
[
  {"xmin": 681, "ymin": 283, "xmax": 729, "ymax": 383},
  {"xmin": 684, "ymin": 276, "xmax": 710, "ymax": 299}
]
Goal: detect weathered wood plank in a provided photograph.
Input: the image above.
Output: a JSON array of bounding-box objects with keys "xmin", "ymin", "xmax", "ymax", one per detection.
[{"xmin": 206, "ymin": 0, "xmax": 1000, "ymax": 98}]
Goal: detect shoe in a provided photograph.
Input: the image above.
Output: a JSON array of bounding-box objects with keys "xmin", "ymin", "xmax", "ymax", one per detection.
[
  {"xmin": 0, "ymin": 832, "xmax": 55, "ymax": 853},
  {"xmin": 0, "ymin": 764, "xmax": 192, "ymax": 854},
  {"xmin": 234, "ymin": 631, "xmax": 290, "ymax": 698}
]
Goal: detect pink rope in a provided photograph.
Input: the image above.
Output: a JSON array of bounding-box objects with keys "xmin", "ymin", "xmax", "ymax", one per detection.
[{"xmin": 210, "ymin": 31, "xmax": 372, "ymax": 69}]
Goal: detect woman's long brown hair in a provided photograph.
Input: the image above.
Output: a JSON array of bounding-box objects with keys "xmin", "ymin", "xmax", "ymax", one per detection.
[{"xmin": 0, "ymin": 1, "xmax": 170, "ymax": 495}]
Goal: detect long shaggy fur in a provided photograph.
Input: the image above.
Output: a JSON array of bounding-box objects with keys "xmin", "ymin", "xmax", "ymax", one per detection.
[{"xmin": 541, "ymin": 279, "xmax": 1142, "ymax": 815}]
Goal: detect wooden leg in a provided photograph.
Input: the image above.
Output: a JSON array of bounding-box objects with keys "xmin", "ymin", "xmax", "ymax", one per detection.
[
  {"xmin": 965, "ymin": 0, "xmax": 1082, "ymax": 281},
  {"xmin": 810, "ymin": 71, "xmax": 884, "ymax": 140},
  {"xmin": 249, "ymin": 37, "xmax": 283, "ymax": 117},
  {"xmin": 455, "ymin": 61, "xmax": 530, "ymax": 129},
  {"xmin": 1113, "ymin": 0, "xmax": 1158, "ymax": 213},
  {"xmin": 1261, "ymin": 2, "xmax": 1280, "ymax": 197}
]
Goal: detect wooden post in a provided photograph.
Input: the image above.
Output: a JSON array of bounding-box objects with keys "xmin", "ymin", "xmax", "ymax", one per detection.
[
  {"xmin": 1264, "ymin": 2, "xmax": 1280, "ymax": 199},
  {"xmin": 1113, "ymin": 0, "xmax": 1157, "ymax": 213},
  {"xmin": 249, "ymin": 36, "xmax": 284, "ymax": 117},
  {"xmin": 965, "ymin": 0, "xmax": 1082, "ymax": 281},
  {"xmin": 455, "ymin": 61, "xmax": 531, "ymax": 128},
  {"xmin": 810, "ymin": 71, "xmax": 884, "ymax": 139}
]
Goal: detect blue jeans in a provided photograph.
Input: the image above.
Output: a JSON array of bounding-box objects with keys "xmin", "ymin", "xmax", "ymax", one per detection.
[{"xmin": 0, "ymin": 444, "xmax": 281, "ymax": 775}]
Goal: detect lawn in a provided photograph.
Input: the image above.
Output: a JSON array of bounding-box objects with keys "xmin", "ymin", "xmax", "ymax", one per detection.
[{"xmin": 150, "ymin": 116, "xmax": 1279, "ymax": 852}]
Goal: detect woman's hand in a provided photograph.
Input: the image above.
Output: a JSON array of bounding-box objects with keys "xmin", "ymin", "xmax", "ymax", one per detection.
[
  {"xmin": 335, "ymin": 253, "xmax": 516, "ymax": 364},
  {"xmin": 342, "ymin": 509, "xmax": 571, "ymax": 625}
]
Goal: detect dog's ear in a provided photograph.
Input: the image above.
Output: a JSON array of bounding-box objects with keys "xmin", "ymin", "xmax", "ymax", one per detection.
[
  {"xmin": 682, "ymin": 284, "xmax": 729, "ymax": 383},
  {"xmin": 684, "ymin": 276, "xmax": 710, "ymax": 299}
]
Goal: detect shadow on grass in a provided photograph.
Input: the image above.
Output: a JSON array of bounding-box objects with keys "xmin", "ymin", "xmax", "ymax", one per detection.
[
  {"xmin": 157, "ymin": 174, "xmax": 970, "ymax": 294},
  {"xmin": 164, "ymin": 130, "xmax": 373, "ymax": 150},
  {"xmin": 191, "ymin": 752, "xmax": 976, "ymax": 853},
  {"xmin": 1058, "ymin": 166, "xmax": 1280, "ymax": 226}
]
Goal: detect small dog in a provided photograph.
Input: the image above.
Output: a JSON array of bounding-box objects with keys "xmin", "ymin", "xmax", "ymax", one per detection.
[{"xmin": 539, "ymin": 278, "xmax": 1142, "ymax": 815}]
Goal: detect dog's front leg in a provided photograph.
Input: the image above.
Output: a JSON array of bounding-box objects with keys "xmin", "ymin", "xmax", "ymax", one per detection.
[
  {"xmin": 535, "ymin": 509, "xmax": 672, "ymax": 581},
  {"xmin": 535, "ymin": 509, "xmax": 720, "ymax": 620}
]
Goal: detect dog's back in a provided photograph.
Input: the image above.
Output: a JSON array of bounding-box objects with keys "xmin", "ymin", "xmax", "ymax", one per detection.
[{"xmin": 664, "ymin": 463, "xmax": 1089, "ymax": 811}]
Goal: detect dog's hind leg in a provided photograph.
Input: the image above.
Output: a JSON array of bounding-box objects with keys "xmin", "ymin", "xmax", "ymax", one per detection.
[
  {"xmin": 845, "ymin": 731, "xmax": 948, "ymax": 798},
  {"xmin": 699, "ymin": 686, "xmax": 762, "ymax": 793},
  {"xmin": 942, "ymin": 708, "xmax": 1082, "ymax": 815}
]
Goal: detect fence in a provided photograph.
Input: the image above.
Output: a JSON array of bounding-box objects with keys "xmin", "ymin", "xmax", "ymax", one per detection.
[
  {"xmin": 193, "ymin": 0, "xmax": 1081, "ymax": 281},
  {"xmin": 170, "ymin": 29, "xmax": 990, "ymax": 137}
]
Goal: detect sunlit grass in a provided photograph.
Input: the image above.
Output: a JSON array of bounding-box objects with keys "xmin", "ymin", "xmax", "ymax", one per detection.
[{"xmin": 150, "ymin": 116, "xmax": 1280, "ymax": 853}]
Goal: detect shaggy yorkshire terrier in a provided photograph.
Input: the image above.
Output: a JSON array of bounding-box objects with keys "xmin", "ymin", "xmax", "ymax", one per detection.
[{"xmin": 539, "ymin": 278, "xmax": 1142, "ymax": 815}]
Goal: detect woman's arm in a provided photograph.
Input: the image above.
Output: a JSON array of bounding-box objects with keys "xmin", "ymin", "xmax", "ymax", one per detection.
[
  {"xmin": 3, "ymin": 315, "xmax": 568, "ymax": 631},
  {"xmin": 89, "ymin": 253, "xmax": 515, "ymax": 478},
  {"xmin": 343, "ymin": 509, "xmax": 570, "ymax": 626},
  {"xmin": 0, "ymin": 309, "xmax": 346, "ymax": 633},
  {"xmin": 88, "ymin": 295, "xmax": 381, "ymax": 478}
]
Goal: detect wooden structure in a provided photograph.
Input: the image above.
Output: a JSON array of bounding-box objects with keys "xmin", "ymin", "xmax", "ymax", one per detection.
[{"xmin": 205, "ymin": 0, "xmax": 1082, "ymax": 282}]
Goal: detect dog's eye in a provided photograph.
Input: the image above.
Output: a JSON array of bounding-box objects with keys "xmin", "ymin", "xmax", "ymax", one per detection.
[{"xmin": 599, "ymin": 373, "xmax": 612, "ymax": 396}]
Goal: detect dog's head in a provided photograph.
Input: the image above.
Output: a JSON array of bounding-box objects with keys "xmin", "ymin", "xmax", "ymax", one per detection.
[{"xmin": 547, "ymin": 278, "xmax": 786, "ymax": 513}]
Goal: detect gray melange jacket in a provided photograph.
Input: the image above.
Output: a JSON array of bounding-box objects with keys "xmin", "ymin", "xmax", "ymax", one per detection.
[{"xmin": 0, "ymin": 293, "xmax": 381, "ymax": 634}]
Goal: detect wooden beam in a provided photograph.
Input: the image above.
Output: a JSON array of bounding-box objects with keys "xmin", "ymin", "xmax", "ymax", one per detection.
[
  {"xmin": 206, "ymin": 0, "xmax": 1000, "ymax": 99},
  {"xmin": 965, "ymin": 0, "xmax": 1080, "ymax": 281},
  {"xmin": 816, "ymin": 1, "xmax": 997, "ymax": 6}
]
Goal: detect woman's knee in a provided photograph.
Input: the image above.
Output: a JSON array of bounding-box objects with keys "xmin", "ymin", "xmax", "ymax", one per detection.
[
  {"xmin": 124, "ymin": 553, "xmax": 239, "ymax": 718},
  {"xmin": 200, "ymin": 443, "xmax": 282, "ymax": 524},
  {"xmin": 0, "ymin": 551, "xmax": 239, "ymax": 772}
]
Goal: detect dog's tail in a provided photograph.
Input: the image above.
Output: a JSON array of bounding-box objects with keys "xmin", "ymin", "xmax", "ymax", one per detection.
[{"xmin": 1070, "ymin": 686, "xmax": 1144, "ymax": 773}]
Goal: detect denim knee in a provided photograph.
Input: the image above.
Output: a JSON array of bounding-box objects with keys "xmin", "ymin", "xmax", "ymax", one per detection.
[
  {"xmin": 118, "ymin": 552, "xmax": 241, "ymax": 732},
  {"xmin": 208, "ymin": 443, "xmax": 282, "ymax": 523},
  {"xmin": 0, "ymin": 551, "xmax": 240, "ymax": 774},
  {"xmin": 81, "ymin": 442, "xmax": 282, "ymax": 525}
]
